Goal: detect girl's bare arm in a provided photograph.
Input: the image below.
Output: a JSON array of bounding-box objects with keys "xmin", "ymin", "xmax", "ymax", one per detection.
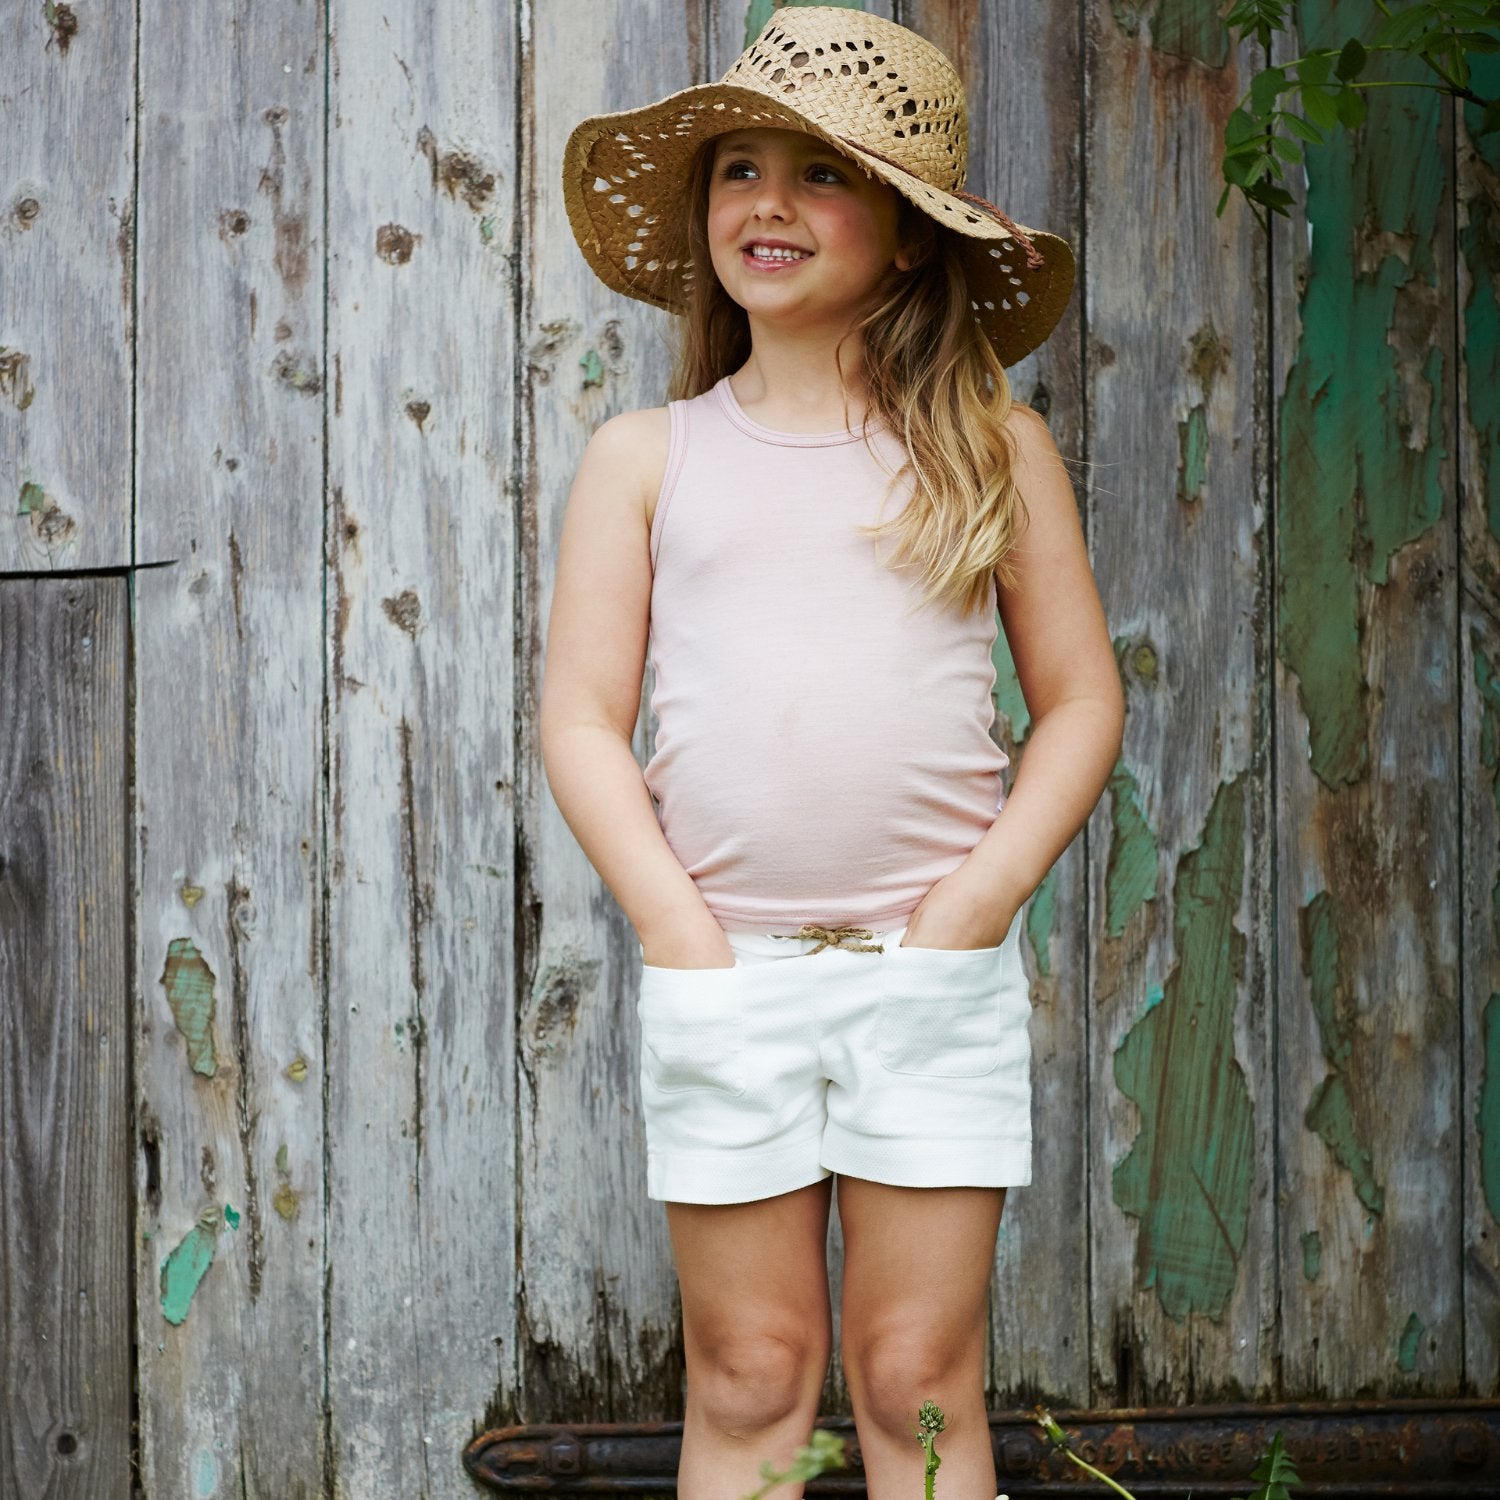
[{"xmin": 538, "ymin": 409, "xmax": 735, "ymax": 968}]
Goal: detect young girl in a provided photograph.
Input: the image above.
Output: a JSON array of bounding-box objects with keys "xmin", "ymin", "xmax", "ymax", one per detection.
[{"xmin": 542, "ymin": 10, "xmax": 1123, "ymax": 1498}]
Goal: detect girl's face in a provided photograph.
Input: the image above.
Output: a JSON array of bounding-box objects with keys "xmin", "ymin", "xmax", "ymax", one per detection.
[{"xmin": 705, "ymin": 127, "xmax": 911, "ymax": 330}]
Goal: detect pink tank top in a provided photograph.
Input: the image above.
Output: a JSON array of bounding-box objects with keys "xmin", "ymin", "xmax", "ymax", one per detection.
[{"xmin": 642, "ymin": 374, "xmax": 1011, "ymax": 936}]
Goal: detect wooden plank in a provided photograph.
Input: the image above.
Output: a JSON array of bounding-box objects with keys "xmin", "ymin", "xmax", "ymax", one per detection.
[
  {"xmin": 517, "ymin": 0, "xmax": 711, "ymax": 1425},
  {"xmin": 322, "ymin": 0, "xmax": 521, "ymax": 1492},
  {"xmin": 1460, "ymin": 52, "xmax": 1500, "ymax": 1396},
  {"xmin": 1272, "ymin": 0, "xmax": 1461, "ymax": 1397},
  {"xmin": 0, "ymin": 5, "xmax": 134, "ymax": 571},
  {"xmin": 901, "ymin": 0, "xmax": 1091, "ymax": 1409},
  {"xmin": 1085, "ymin": 0, "xmax": 1277, "ymax": 1403},
  {"xmin": 0, "ymin": 580, "xmax": 132, "ymax": 1496},
  {"xmin": 132, "ymin": 3, "xmax": 328, "ymax": 1495}
]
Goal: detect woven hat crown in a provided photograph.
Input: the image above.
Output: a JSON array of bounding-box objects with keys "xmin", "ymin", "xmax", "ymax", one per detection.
[{"xmin": 721, "ymin": 10, "xmax": 970, "ymax": 196}]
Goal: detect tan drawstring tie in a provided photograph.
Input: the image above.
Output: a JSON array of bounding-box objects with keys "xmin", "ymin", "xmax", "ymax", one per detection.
[{"xmin": 774, "ymin": 924, "xmax": 886, "ymax": 955}]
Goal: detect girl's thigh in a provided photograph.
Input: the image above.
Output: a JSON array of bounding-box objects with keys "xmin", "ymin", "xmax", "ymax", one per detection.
[
  {"xmin": 837, "ymin": 1178, "xmax": 1005, "ymax": 1362},
  {"xmin": 665, "ymin": 1177, "xmax": 836, "ymax": 1354}
]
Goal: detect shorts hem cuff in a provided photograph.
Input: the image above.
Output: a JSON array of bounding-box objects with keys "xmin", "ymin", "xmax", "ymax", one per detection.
[
  {"xmin": 819, "ymin": 1124, "xmax": 1032, "ymax": 1188},
  {"xmin": 647, "ymin": 1134, "xmax": 830, "ymax": 1204}
]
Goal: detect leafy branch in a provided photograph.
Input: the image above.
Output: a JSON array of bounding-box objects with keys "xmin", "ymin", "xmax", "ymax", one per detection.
[{"xmin": 1219, "ymin": 1, "xmax": 1500, "ymax": 230}]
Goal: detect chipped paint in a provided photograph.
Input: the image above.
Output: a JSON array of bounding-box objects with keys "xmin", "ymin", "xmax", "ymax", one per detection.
[
  {"xmin": 160, "ymin": 1207, "xmax": 220, "ymax": 1325},
  {"xmin": 1024, "ymin": 868, "xmax": 1056, "ymax": 981},
  {"xmin": 744, "ymin": 0, "xmax": 866, "ymax": 51},
  {"xmin": 1105, "ymin": 759, "xmax": 1158, "ymax": 938},
  {"xmin": 1300, "ymin": 890, "xmax": 1385, "ymax": 1214},
  {"xmin": 382, "ymin": 587, "xmax": 422, "ymax": 638},
  {"xmin": 159, "ymin": 938, "xmax": 218, "ymax": 1077},
  {"xmin": 273, "ymin": 1182, "xmax": 300, "ymax": 1220},
  {"xmin": 1277, "ymin": 1, "xmax": 1449, "ymax": 789},
  {"xmin": 1112, "ymin": 775, "xmax": 1252, "ymax": 1321},
  {"xmin": 223, "ymin": 1202, "xmax": 240, "ymax": 1229},
  {"xmin": 1148, "ymin": 0, "xmax": 1228, "ymax": 65},
  {"xmin": 180, "ymin": 882, "xmax": 205, "ymax": 908},
  {"xmin": 1397, "ymin": 1311, "xmax": 1424, "ymax": 1373},
  {"xmin": 580, "ymin": 348, "xmax": 604, "ymax": 388},
  {"xmin": 1480, "ymin": 994, "xmax": 1500, "ymax": 1223},
  {"xmin": 1176, "ymin": 405, "xmax": 1207, "ymax": 506},
  {"xmin": 19, "ymin": 480, "xmax": 47, "ymax": 513},
  {"xmin": 284, "ymin": 1052, "xmax": 309, "ymax": 1083},
  {"xmin": 1301, "ymin": 1229, "xmax": 1322, "ymax": 1281},
  {"xmin": 1461, "ymin": 77, "xmax": 1500, "ymax": 542}
]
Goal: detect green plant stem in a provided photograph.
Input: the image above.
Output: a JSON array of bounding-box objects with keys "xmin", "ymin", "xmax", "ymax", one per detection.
[{"xmin": 1054, "ymin": 1446, "xmax": 1140, "ymax": 1500}]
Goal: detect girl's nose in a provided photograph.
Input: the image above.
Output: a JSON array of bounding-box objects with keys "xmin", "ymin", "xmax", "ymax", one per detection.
[{"xmin": 751, "ymin": 174, "xmax": 794, "ymax": 220}]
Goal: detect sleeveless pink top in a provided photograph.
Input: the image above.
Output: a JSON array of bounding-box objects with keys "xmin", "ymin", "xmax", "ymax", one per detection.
[{"xmin": 642, "ymin": 374, "xmax": 1010, "ymax": 936}]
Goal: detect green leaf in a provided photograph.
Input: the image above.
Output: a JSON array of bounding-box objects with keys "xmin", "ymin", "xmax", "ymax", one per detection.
[
  {"xmin": 1335, "ymin": 85, "xmax": 1368, "ymax": 127},
  {"xmin": 1335, "ymin": 37, "xmax": 1367, "ymax": 79},
  {"xmin": 1280, "ymin": 110, "xmax": 1325, "ymax": 144},
  {"xmin": 1297, "ymin": 50, "xmax": 1332, "ymax": 89},
  {"xmin": 1242, "ymin": 1432, "xmax": 1302, "ymax": 1500},
  {"xmin": 1375, "ymin": 8, "xmax": 1437, "ymax": 49},
  {"xmin": 1302, "ymin": 86, "xmax": 1339, "ymax": 129},
  {"xmin": 1225, "ymin": 105, "xmax": 1263, "ymax": 145},
  {"xmin": 1251, "ymin": 65, "xmax": 1288, "ymax": 115},
  {"xmin": 1270, "ymin": 133, "xmax": 1303, "ymax": 162}
]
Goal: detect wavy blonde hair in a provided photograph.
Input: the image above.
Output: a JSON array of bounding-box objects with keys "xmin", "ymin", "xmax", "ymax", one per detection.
[{"xmin": 661, "ymin": 135, "xmax": 1029, "ymax": 620}]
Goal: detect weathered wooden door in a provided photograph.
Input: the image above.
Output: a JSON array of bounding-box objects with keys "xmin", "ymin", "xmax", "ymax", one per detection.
[{"xmin": 3, "ymin": 0, "xmax": 1496, "ymax": 1496}]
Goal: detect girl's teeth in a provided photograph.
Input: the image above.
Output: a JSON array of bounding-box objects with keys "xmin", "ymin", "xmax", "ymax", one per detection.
[{"xmin": 750, "ymin": 247, "xmax": 809, "ymax": 260}]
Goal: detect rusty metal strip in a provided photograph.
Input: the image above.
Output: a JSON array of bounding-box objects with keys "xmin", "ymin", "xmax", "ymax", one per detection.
[{"xmin": 462, "ymin": 1399, "xmax": 1500, "ymax": 1494}]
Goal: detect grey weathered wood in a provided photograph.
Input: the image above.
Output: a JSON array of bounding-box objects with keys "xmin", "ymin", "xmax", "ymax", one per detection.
[
  {"xmin": 1084, "ymin": 2, "xmax": 1276, "ymax": 1403},
  {"xmin": 0, "ymin": 5, "xmax": 134, "ymax": 572},
  {"xmin": 1459, "ymin": 77, "xmax": 1500, "ymax": 1394},
  {"xmin": 901, "ymin": 0, "xmax": 1092, "ymax": 1408},
  {"xmin": 518, "ymin": 0, "xmax": 710, "ymax": 1426},
  {"xmin": 132, "ymin": 2, "xmax": 329, "ymax": 1495},
  {"xmin": 1, "ymin": 581, "xmax": 132, "ymax": 1497},
  {"xmin": 1272, "ymin": 5, "xmax": 1461, "ymax": 1397},
  {"xmin": 322, "ymin": 1, "xmax": 521, "ymax": 1493}
]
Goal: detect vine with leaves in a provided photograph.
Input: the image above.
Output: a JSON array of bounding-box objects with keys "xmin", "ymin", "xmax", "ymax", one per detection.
[{"xmin": 1220, "ymin": 1, "xmax": 1500, "ymax": 229}]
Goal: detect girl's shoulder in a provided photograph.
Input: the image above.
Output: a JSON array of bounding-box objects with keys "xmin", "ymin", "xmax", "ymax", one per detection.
[{"xmin": 585, "ymin": 403, "xmax": 673, "ymax": 532}]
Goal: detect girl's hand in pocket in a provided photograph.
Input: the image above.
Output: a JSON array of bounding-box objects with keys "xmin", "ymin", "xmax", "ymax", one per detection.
[
  {"xmin": 903, "ymin": 871, "xmax": 1016, "ymax": 950},
  {"xmin": 638, "ymin": 910, "xmax": 736, "ymax": 969}
]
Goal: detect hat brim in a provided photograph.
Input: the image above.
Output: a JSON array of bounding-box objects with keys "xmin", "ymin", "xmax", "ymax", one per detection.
[{"xmin": 562, "ymin": 81, "xmax": 1075, "ymax": 367}]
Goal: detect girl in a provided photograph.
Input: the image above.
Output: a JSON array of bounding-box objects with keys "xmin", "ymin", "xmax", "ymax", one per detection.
[{"xmin": 541, "ymin": 10, "xmax": 1123, "ymax": 1498}]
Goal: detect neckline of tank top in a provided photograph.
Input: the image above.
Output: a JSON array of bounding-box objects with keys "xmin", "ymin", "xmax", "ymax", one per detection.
[{"xmin": 713, "ymin": 375, "xmax": 887, "ymax": 448}]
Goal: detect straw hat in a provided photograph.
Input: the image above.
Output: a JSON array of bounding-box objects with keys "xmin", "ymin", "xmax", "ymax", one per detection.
[{"xmin": 562, "ymin": 6, "xmax": 1074, "ymax": 367}]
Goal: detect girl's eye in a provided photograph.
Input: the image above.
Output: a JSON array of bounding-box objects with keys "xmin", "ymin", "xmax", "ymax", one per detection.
[{"xmin": 718, "ymin": 160, "xmax": 844, "ymax": 184}]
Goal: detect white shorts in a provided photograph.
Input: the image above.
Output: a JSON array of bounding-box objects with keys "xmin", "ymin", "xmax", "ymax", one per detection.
[{"xmin": 635, "ymin": 909, "xmax": 1032, "ymax": 1204}]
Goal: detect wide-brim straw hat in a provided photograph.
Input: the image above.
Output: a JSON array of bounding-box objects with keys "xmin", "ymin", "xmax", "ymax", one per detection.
[{"xmin": 562, "ymin": 6, "xmax": 1075, "ymax": 368}]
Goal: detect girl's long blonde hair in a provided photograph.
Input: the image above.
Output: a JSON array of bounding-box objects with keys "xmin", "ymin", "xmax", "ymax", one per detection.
[{"xmin": 662, "ymin": 137, "xmax": 1029, "ymax": 620}]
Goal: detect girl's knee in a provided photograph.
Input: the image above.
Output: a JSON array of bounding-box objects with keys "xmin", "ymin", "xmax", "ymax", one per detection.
[
  {"xmin": 843, "ymin": 1325, "xmax": 984, "ymax": 1436},
  {"xmin": 687, "ymin": 1327, "xmax": 829, "ymax": 1437}
]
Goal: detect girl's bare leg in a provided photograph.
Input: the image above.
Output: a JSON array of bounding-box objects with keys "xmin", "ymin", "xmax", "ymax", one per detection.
[
  {"xmin": 666, "ymin": 1176, "xmax": 835, "ymax": 1499},
  {"xmin": 838, "ymin": 1178, "xmax": 1005, "ymax": 1500}
]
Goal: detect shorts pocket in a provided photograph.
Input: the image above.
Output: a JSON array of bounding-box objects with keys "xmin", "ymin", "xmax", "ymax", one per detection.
[
  {"xmin": 637, "ymin": 961, "xmax": 748, "ymax": 1095},
  {"xmin": 876, "ymin": 942, "xmax": 1006, "ymax": 1078}
]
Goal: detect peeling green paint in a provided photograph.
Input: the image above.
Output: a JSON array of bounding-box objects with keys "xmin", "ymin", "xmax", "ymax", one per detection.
[
  {"xmin": 223, "ymin": 1202, "xmax": 240, "ymax": 1229},
  {"xmin": 159, "ymin": 938, "xmax": 218, "ymax": 1076},
  {"xmin": 1397, "ymin": 1311, "xmax": 1424, "ymax": 1373},
  {"xmin": 273, "ymin": 1182, "xmax": 300, "ymax": 1220},
  {"xmin": 1300, "ymin": 1229, "xmax": 1322, "ymax": 1281},
  {"xmin": 1105, "ymin": 759, "xmax": 1158, "ymax": 938},
  {"xmin": 160, "ymin": 1208, "xmax": 220, "ymax": 1325},
  {"xmin": 1149, "ymin": 0, "xmax": 1229, "ymax": 65},
  {"xmin": 1480, "ymin": 995, "xmax": 1500, "ymax": 1222},
  {"xmin": 1277, "ymin": 2, "xmax": 1449, "ymax": 790},
  {"xmin": 1176, "ymin": 405, "xmax": 1208, "ymax": 506},
  {"xmin": 19, "ymin": 480, "xmax": 48, "ymax": 514},
  {"xmin": 744, "ymin": 0, "xmax": 865, "ymax": 50},
  {"xmin": 1462, "ymin": 60, "xmax": 1500, "ymax": 543},
  {"xmin": 1112, "ymin": 774, "xmax": 1252, "ymax": 1322},
  {"xmin": 1300, "ymin": 890, "xmax": 1385, "ymax": 1214},
  {"xmin": 1024, "ymin": 869, "xmax": 1056, "ymax": 981},
  {"xmin": 579, "ymin": 348, "xmax": 604, "ymax": 388},
  {"xmin": 993, "ymin": 622, "xmax": 1030, "ymax": 741}
]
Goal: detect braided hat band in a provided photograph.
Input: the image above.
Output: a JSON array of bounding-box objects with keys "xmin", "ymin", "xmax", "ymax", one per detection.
[{"xmin": 562, "ymin": 6, "xmax": 1075, "ymax": 368}]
